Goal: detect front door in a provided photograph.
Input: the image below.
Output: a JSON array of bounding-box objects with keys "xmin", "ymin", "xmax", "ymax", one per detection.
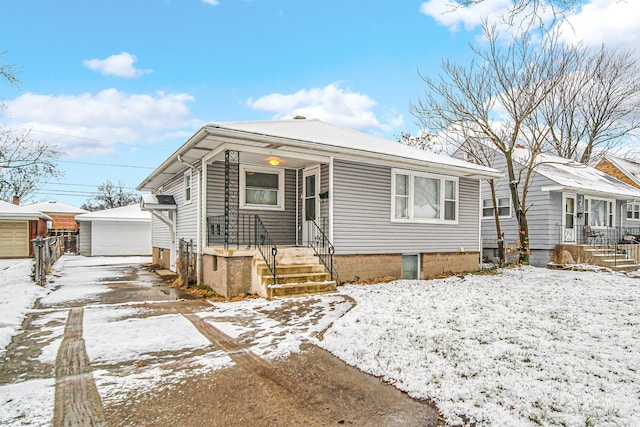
[
  {"xmin": 562, "ymin": 193, "xmax": 577, "ymax": 244},
  {"xmin": 302, "ymin": 166, "xmax": 320, "ymax": 245}
]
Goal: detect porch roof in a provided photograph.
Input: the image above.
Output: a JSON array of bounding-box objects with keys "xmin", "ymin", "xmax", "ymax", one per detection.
[{"xmin": 137, "ymin": 119, "xmax": 501, "ymax": 191}]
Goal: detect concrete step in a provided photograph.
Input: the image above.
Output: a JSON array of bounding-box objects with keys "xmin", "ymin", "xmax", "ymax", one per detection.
[
  {"xmin": 263, "ymin": 271, "xmax": 331, "ymax": 286},
  {"xmin": 267, "ymin": 280, "xmax": 337, "ymax": 299},
  {"xmin": 256, "ymin": 263, "xmax": 326, "ymax": 275},
  {"xmin": 610, "ymin": 264, "xmax": 640, "ymax": 272}
]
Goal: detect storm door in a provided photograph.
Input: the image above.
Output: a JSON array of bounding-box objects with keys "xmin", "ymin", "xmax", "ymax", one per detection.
[
  {"xmin": 302, "ymin": 166, "xmax": 320, "ymax": 245},
  {"xmin": 562, "ymin": 193, "xmax": 577, "ymax": 244}
]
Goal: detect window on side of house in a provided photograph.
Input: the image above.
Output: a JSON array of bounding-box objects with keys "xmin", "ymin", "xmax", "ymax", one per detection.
[
  {"xmin": 482, "ymin": 196, "xmax": 511, "ymax": 219},
  {"xmin": 391, "ymin": 169, "xmax": 458, "ymax": 223},
  {"xmin": 240, "ymin": 165, "xmax": 285, "ymax": 210},
  {"xmin": 402, "ymin": 254, "xmax": 419, "ymax": 280},
  {"xmin": 184, "ymin": 171, "xmax": 192, "ymax": 204},
  {"xmin": 627, "ymin": 203, "xmax": 640, "ymax": 220}
]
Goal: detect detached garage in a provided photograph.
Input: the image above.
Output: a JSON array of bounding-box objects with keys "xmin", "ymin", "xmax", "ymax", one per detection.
[
  {"xmin": 76, "ymin": 205, "xmax": 151, "ymax": 256},
  {"xmin": 0, "ymin": 200, "xmax": 51, "ymax": 258}
]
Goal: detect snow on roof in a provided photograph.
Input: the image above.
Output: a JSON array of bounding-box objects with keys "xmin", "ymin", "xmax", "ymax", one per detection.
[
  {"xmin": 208, "ymin": 119, "xmax": 500, "ymax": 175},
  {"xmin": 22, "ymin": 200, "xmax": 88, "ymax": 215},
  {"xmin": 0, "ymin": 200, "xmax": 52, "ymax": 221},
  {"xmin": 75, "ymin": 204, "xmax": 151, "ymax": 222},
  {"xmin": 605, "ymin": 154, "xmax": 640, "ymax": 187},
  {"xmin": 521, "ymin": 150, "xmax": 640, "ymax": 200}
]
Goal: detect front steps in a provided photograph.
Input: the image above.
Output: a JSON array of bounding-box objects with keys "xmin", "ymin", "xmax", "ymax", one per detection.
[
  {"xmin": 255, "ymin": 247, "xmax": 336, "ymax": 299},
  {"xmin": 583, "ymin": 246, "xmax": 640, "ymax": 272}
]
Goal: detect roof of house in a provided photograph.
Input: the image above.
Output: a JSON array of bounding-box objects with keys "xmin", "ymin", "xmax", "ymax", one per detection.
[
  {"xmin": 22, "ymin": 200, "xmax": 88, "ymax": 215},
  {"xmin": 75, "ymin": 204, "xmax": 151, "ymax": 222},
  {"xmin": 525, "ymin": 151, "xmax": 640, "ymax": 200},
  {"xmin": 0, "ymin": 200, "xmax": 52, "ymax": 221},
  {"xmin": 138, "ymin": 119, "xmax": 502, "ymax": 190},
  {"xmin": 603, "ymin": 154, "xmax": 640, "ymax": 188}
]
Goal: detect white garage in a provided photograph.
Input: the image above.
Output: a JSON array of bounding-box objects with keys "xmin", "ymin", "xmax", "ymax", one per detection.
[{"xmin": 76, "ymin": 205, "xmax": 151, "ymax": 256}]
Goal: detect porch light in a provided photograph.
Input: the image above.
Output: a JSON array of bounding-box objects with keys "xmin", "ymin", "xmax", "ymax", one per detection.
[{"xmin": 268, "ymin": 158, "xmax": 281, "ymax": 166}]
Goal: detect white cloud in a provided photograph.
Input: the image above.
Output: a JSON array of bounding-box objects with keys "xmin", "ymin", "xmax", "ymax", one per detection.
[
  {"xmin": 83, "ymin": 52, "xmax": 152, "ymax": 78},
  {"xmin": 557, "ymin": 0, "xmax": 640, "ymax": 51},
  {"xmin": 246, "ymin": 83, "xmax": 403, "ymax": 133},
  {"xmin": 201, "ymin": 0, "xmax": 220, "ymax": 5},
  {"xmin": 419, "ymin": 0, "xmax": 513, "ymax": 32},
  {"xmin": 2, "ymin": 89, "xmax": 197, "ymax": 157}
]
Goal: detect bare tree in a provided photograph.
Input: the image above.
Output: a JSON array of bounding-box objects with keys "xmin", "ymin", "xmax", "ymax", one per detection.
[
  {"xmin": 541, "ymin": 45, "xmax": 640, "ymax": 163},
  {"xmin": 0, "ymin": 129, "xmax": 63, "ymax": 202},
  {"xmin": 82, "ymin": 180, "xmax": 140, "ymax": 211},
  {"xmin": 412, "ymin": 24, "xmax": 574, "ymax": 264}
]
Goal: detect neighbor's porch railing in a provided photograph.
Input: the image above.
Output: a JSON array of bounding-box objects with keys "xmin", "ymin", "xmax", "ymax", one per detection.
[
  {"xmin": 207, "ymin": 214, "xmax": 278, "ymax": 284},
  {"xmin": 556, "ymin": 224, "xmax": 640, "ymax": 267}
]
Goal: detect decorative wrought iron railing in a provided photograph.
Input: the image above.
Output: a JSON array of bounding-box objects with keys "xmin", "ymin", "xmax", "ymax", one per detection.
[
  {"xmin": 306, "ymin": 217, "xmax": 335, "ymax": 281},
  {"xmin": 207, "ymin": 214, "xmax": 278, "ymax": 284},
  {"xmin": 556, "ymin": 224, "xmax": 640, "ymax": 246}
]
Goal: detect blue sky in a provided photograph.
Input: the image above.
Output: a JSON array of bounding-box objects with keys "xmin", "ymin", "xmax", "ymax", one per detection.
[{"xmin": 1, "ymin": 0, "xmax": 637, "ymax": 207}]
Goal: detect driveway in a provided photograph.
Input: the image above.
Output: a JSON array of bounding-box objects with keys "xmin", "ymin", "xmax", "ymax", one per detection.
[{"xmin": 0, "ymin": 255, "xmax": 440, "ymax": 426}]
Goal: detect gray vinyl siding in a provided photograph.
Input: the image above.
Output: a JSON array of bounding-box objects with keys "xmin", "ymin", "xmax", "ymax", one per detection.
[
  {"xmin": 78, "ymin": 221, "xmax": 91, "ymax": 256},
  {"xmin": 206, "ymin": 161, "xmax": 296, "ymax": 245},
  {"xmin": 320, "ymin": 164, "xmax": 329, "ymax": 219},
  {"xmin": 481, "ymin": 156, "xmax": 559, "ymax": 250},
  {"xmin": 332, "ymin": 159, "xmax": 480, "ymax": 254},
  {"xmin": 621, "ymin": 201, "xmax": 640, "ymax": 230}
]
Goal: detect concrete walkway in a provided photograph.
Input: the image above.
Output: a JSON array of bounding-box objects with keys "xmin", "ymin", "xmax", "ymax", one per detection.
[{"xmin": 0, "ymin": 256, "xmax": 441, "ymax": 426}]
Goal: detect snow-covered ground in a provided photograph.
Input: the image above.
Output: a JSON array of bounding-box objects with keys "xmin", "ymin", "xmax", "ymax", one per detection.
[
  {"xmin": 319, "ymin": 266, "xmax": 640, "ymax": 426},
  {"xmin": 2, "ymin": 256, "xmax": 639, "ymax": 426}
]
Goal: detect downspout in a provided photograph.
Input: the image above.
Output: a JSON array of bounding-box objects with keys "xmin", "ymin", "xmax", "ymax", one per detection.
[
  {"xmin": 178, "ymin": 155, "xmax": 201, "ymax": 286},
  {"xmin": 296, "ymin": 169, "xmax": 299, "ymax": 245},
  {"xmin": 329, "ymin": 156, "xmax": 334, "ymax": 242},
  {"xmin": 478, "ymin": 180, "xmax": 483, "ymax": 270},
  {"xmin": 201, "ymin": 160, "xmax": 207, "ymax": 284}
]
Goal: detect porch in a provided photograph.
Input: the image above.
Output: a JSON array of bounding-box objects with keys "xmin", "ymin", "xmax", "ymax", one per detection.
[{"xmin": 554, "ymin": 225, "xmax": 640, "ymax": 271}]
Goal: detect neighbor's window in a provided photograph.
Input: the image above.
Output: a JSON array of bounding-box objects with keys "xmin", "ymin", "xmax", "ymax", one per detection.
[
  {"xmin": 392, "ymin": 169, "xmax": 458, "ymax": 223},
  {"xmin": 627, "ymin": 203, "xmax": 640, "ymax": 220},
  {"xmin": 184, "ymin": 171, "xmax": 192, "ymax": 204},
  {"xmin": 585, "ymin": 197, "xmax": 614, "ymax": 227},
  {"xmin": 482, "ymin": 197, "xmax": 511, "ymax": 219},
  {"xmin": 240, "ymin": 165, "xmax": 285, "ymax": 210}
]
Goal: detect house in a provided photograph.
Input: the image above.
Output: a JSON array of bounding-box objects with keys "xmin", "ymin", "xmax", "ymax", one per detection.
[
  {"xmin": 137, "ymin": 118, "xmax": 501, "ymax": 298},
  {"xmin": 22, "ymin": 200, "xmax": 88, "ymax": 253},
  {"xmin": 480, "ymin": 148, "xmax": 640, "ymax": 268},
  {"xmin": 0, "ymin": 200, "xmax": 51, "ymax": 258},
  {"xmin": 596, "ymin": 154, "xmax": 640, "ymax": 189},
  {"xmin": 75, "ymin": 204, "xmax": 151, "ymax": 256}
]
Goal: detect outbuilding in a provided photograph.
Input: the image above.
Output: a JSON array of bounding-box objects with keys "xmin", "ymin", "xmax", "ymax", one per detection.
[
  {"xmin": 0, "ymin": 200, "xmax": 51, "ymax": 258},
  {"xmin": 75, "ymin": 204, "xmax": 151, "ymax": 256}
]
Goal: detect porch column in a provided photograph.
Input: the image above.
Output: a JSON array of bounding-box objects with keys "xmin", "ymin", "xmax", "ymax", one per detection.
[{"xmin": 225, "ymin": 150, "xmax": 240, "ymax": 249}]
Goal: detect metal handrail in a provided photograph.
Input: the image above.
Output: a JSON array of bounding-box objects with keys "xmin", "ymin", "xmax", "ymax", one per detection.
[
  {"xmin": 255, "ymin": 216, "xmax": 278, "ymax": 285},
  {"xmin": 207, "ymin": 214, "xmax": 278, "ymax": 285},
  {"xmin": 307, "ymin": 218, "xmax": 335, "ymax": 281}
]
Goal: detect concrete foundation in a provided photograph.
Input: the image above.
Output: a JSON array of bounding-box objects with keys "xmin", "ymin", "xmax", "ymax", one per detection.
[{"xmin": 152, "ymin": 247, "xmax": 172, "ymax": 269}]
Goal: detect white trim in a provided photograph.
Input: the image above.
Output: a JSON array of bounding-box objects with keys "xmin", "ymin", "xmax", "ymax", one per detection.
[
  {"xmin": 562, "ymin": 193, "xmax": 577, "ymax": 244},
  {"xmin": 585, "ymin": 196, "xmax": 616, "ymax": 228},
  {"xmin": 625, "ymin": 202, "xmax": 640, "ymax": 221},
  {"xmin": 302, "ymin": 165, "xmax": 321, "ymax": 244},
  {"xmin": 390, "ymin": 168, "xmax": 459, "ymax": 225},
  {"xmin": 239, "ymin": 164, "xmax": 285, "ymax": 211}
]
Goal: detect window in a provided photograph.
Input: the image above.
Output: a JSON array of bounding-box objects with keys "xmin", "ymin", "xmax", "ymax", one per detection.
[
  {"xmin": 184, "ymin": 171, "xmax": 192, "ymax": 204},
  {"xmin": 402, "ymin": 254, "xmax": 419, "ymax": 280},
  {"xmin": 482, "ymin": 196, "xmax": 511, "ymax": 219},
  {"xmin": 391, "ymin": 169, "xmax": 458, "ymax": 223},
  {"xmin": 585, "ymin": 197, "xmax": 614, "ymax": 227},
  {"xmin": 627, "ymin": 203, "xmax": 640, "ymax": 221},
  {"xmin": 240, "ymin": 165, "xmax": 285, "ymax": 210}
]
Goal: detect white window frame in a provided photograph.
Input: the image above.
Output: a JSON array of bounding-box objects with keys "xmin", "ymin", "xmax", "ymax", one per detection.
[
  {"xmin": 391, "ymin": 169, "xmax": 459, "ymax": 224},
  {"xmin": 627, "ymin": 202, "xmax": 640, "ymax": 221},
  {"xmin": 585, "ymin": 196, "xmax": 615, "ymax": 228},
  {"xmin": 482, "ymin": 196, "xmax": 511, "ymax": 219},
  {"xmin": 240, "ymin": 165, "xmax": 285, "ymax": 211},
  {"xmin": 183, "ymin": 171, "xmax": 192, "ymax": 204}
]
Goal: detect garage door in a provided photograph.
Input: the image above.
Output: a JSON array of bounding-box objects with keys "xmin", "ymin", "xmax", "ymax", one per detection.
[
  {"xmin": 91, "ymin": 221, "xmax": 151, "ymax": 256},
  {"xmin": 0, "ymin": 221, "xmax": 29, "ymax": 258}
]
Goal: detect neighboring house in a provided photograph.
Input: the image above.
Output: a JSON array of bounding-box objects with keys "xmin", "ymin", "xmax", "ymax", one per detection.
[
  {"xmin": 138, "ymin": 118, "xmax": 501, "ymax": 298},
  {"xmin": 22, "ymin": 200, "xmax": 88, "ymax": 253},
  {"xmin": 0, "ymin": 200, "xmax": 51, "ymax": 258},
  {"xmin": 480, "ymin": 148, "xmax": 640, "ymax": 268},
  {"xmin": 75, "ymin": 205, "xmax": 151, "ymax": 256},
  {"xmin": 596, "ymin": 154, "xmax": 640, "ymax": 189}
]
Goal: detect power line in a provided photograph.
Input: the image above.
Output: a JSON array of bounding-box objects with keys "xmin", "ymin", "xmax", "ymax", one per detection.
[
  {"xmin": 58, "ymin": 160, "xmax": 155, "ymax": 170},
  {"xmin": 27, "ymin": 128, "xmax": 175, "ymax": 153}
]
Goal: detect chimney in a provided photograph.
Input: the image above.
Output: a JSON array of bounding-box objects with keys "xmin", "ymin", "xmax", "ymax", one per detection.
[{"xmin": 12, "ymin": 196, "xmax": 19, "ymax": 206}]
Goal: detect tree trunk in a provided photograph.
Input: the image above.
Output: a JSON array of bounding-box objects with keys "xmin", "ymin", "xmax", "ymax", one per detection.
[
  {"xmin": 505, "ymin": 152, "xmax": 531, "ymax": 264},
  {"xmin": 488, "ymin": 180, "xmax": 505, "ymax": 264}
]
